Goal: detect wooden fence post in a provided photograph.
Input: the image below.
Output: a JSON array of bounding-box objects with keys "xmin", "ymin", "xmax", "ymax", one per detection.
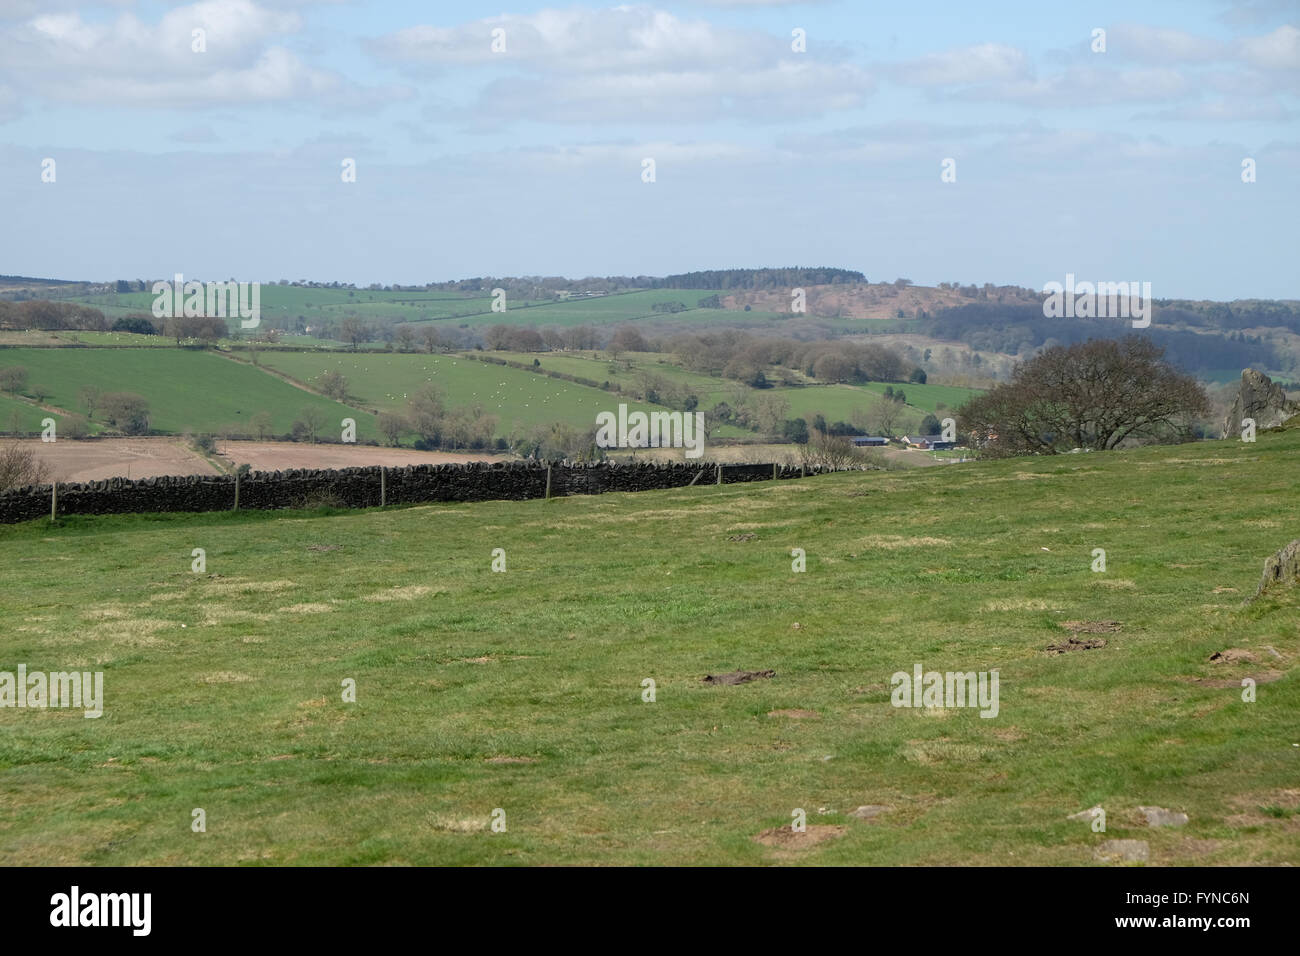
[
  {"xmin": 715, "ymin": 463, "xmax": 722, "ymax": 485},
  {"xmin": 545, "ymin": 463, "xmax": 553, "ymax": 500},
  {"xmin": 800, "ymin": 463, "xmax": 805, "ymax": 479},
  {"xmin": 772, "ymin": 462, "xmax": 778, "ymax": 481},
  {"xmin": 50, "ymin": 482, "xmax": 57, "ymax": 522},
  {"xmin": 380, "ymin": 466, "xmax": 386, "ymax": 507},
  {"xmin": 233, "ymin": 470, "xmax": 240, "ymax": 511}
]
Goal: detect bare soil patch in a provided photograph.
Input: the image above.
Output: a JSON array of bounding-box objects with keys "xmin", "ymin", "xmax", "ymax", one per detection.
[
  {"xmin": 1059, "ymin": 620, "xmax": 1123, "ymax": 634},
  {"xmin": 753, "ymin": 824, "xmax": 846, "ymax": 850},
  {"xmin": 1209, "ymin": 649, "xmax": 1256, "ymax": 663},
  {"xmin": 1177, "ymin": 670, "xmax": 1285, "ymax": 689},
  {"xmin": 702, "ymin": 669, "xmax": 775, "ymax": 686},
  {"xmin": 1047, "ymin": 637, "xmax": 1108, "ymax": 654},
  {"xmin": 217, "ymin": 440, "xmax": 508, "ymax": 472},
  {"xmin": 23, "ymin": 437, "xmax": 219, "ymax": 482}
]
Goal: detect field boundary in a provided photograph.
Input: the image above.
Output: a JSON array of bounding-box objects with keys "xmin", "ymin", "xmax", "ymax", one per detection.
[{"xmin": 0, "ymin": 459, "xmax": 851, "ymax": 523}]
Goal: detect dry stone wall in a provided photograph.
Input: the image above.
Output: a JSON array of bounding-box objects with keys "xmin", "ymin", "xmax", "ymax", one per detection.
[{"xmin": 0, "ymin": 460, "xmax": 836, "ymax": 524}]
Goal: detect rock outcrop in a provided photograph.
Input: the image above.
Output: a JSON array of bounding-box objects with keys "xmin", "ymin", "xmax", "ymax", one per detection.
[
  {"xmin": 1256, "ymin": 539, "xmax": 1300, "ymax": 598},
  {"xmin": 1223, "ymin": 368, "xmax": 1300, "ymax": 436}
]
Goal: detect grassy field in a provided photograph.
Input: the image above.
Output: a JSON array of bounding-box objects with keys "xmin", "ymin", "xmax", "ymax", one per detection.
[
  {"xmin": 69, "ymin": 287, "xmax": 528, "ymax": 328},
  {"xmin": 253, "ymin": 350, "xmax": 750, "ymax": 439},
  {"xmin": 0, "ymin": 348, "xmax": 376, "ymax": 439},
  {"xmin": 0, "ymin": 393, "xmax": 78, "ymax": 434},
  {"xmin": 493, "ymin": 350, "xmax": 977, "ymax": 428},
  {"xmin": 1, "ymin": 424, "xmax": 1296, "ymax": 865},
  {"xmin": 65, "ymin": 287, "xmax": 732, "ymax": 332},
  {"xmin": 448, "ymin": 290, "xmax": 729, "ymax": 329}
]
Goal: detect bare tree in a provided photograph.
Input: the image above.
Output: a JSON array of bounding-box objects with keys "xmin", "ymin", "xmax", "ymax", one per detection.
[
  {"xmin": 318, "ymin": 370, "xmax": 349, "ymax": 400},
  {"xmin": 0, "ymin": 442, "xmax": 50, "ymax": 491},
  {"xmin": 958, "ymin": 336, "xmax": 1210, "ymax": 456},
  {"xmin": 378, "ymin": 412, "xmax": 407, "ymax": 446},
  {"xmin": 294, "ymin": 406, "xmax": 326, "ymax": 443},
  {"xmin": 100, "ymin": 392, "xmax": 151, "ymax": 435},
  {"xmin": 870, "ymin": 393, "xmax": 901, "ymax": 437},
  {"xmin": 0, "ymin": 366, "xmax": 28, "ymax": 394},
  {"xmin": 250, "ymin": 410, "xmax": 273, "ymax": 440},
  {"xmin": 798, "ymin": 433, "xmax": 865, "ymax": 469},
  {"xmin": 78, "ymin": 385, "xmax": 102, "ymax": 416},
  {"xmin": 340, "ymin": 316, "xmax": 366, "ymax": 349}
]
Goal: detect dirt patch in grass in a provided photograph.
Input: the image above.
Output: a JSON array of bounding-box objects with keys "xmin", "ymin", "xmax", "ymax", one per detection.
[
  {"xmin": 1177, "ymin": 670, "xmax": 1285, "ymax": 689},
  {"xmin": 754, "ymin": 824, "xmax": 846, "ymax": 851},
  {"xmin": 727, "ymin": 533, "xmax": 759, "ymax": 542},
  {"xmin": 860, "ymin": 535, "xmax": 953, "ymax": 550},
  {"xmin": 485, "ymin": 756, "xmax": 538, "ymax": 764},
  {"xmin": 1094, "ymin": 578, "xmax": 1138, "ymax": 590},
  {"xmin": 72, "ymin": 618, "xmax": 176, "ymax": 648},
  {"xmin": 901, "ymin": 739, "xmax": 992, "ymax": 764},
  {"xmin": 1047, "ymin": 636, "xmax": 1108, "ymax": 654},
  {"xmin": 702, "ymin": 669, "xmax": 775, "ymax": 686},
  {"xmin": 983, "ymin": 598, "xmax": 1059, "ymax": 611},
  {"xmin": 1209, "ymin": 648, "xmax": 1256, "ymax": 663},
  {"xmin": 429, "ymin": 815, "xmax": 489, "ymax": 832},
  {"xmin": 198, "ymin": 671, "xmax": 255, "ymax": 684},
  {"xmin": 203, "ymin": 578, "xmax": 297, "ymax": 595},
  {"xmin": 307, "ymin": 544, "xmax": 343, "ymax": 553},
  {"xmin": 1059, "ymin": 620, "xmax": 1122, "ymax": 634},
  {"xmin": 82, "ymin": 606, "xmax": 130, "ymax": 621},
  {"xmin": 279, "ymin": 603, "xmax": 333, "ymax": 614},
  {"xmin": 363, "ymin": 585, "xmax": 436, "ymax": 602},
  {"xmin": 1224, "ymin": 788, "xmax": 1300, "ymax": 827}
]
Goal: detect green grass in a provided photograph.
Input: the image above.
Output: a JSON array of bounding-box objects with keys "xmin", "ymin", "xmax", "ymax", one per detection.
[
  {"xmin": 0, "ymin": 348, "xmax": 375, "ymax": 439},
  {"xmin": 69, "ymin": 287, "xmax": 527, "ymax": 329},
  {"xmin": 448, "ymin": 290, "xmax": 728, "ymax": 328},
  {"xmin": 66, "ymin": 287, "xmax": 731, "ymax": 332},
  {"xmin": 1, "ymin": 426, "xmax": 1297, "ymax": 865},
  {"xmin": 493, "ymin": 350, "xmax": 977, "ymax": 425},
  {"xmin": 254, "ymin": 350, "xmax": 749, "ymax": 439},
  {"xmin": 0, "ymin": 392, "xmax": 80, "ymax": 434}
]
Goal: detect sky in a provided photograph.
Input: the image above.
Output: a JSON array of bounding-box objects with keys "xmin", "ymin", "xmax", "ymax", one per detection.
[{"xmin": 0, "ymin": 0, "xmax": 1296, "ymax": 299}]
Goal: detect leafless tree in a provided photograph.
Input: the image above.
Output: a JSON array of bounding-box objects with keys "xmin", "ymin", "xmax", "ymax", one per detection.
[
  {"xmin": 0, "ymin": 442, "xmax": 50, "ymax": 491},
  {"xmin": 958, "ymin": 336, "xmax": 1209, "ymax": 456}
]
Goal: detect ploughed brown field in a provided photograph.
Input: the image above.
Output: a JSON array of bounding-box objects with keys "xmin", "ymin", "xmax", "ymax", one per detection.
[
  {"xmin": 20, "ymin": 438, "xmax": 507, "ymax": 483},
  {"xmin": 214, "ymin": 441, "xmax": 507, "ymax": 472}
]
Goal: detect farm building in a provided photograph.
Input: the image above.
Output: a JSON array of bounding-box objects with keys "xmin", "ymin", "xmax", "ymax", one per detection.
[
  {"xmin": 903, "ymin": 435, "xmax": 957, "ymax": 450},
  {"xmin": 851, "ymin": 435, "xmax": 890, "ymax": 447}
]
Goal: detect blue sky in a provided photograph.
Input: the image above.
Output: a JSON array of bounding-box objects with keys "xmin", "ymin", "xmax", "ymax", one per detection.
[{"xmin": 1, "ymin": 0, "xmax": 1296, "ymax": 298}]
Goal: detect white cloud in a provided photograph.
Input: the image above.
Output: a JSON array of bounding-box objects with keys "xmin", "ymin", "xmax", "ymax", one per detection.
[
  {"xmin": 1237, "ymin": 24, "xmax": 1300, "ymax": 70},
  {"xmin": 0, "ymin": 0, "xmax": 395, "ymax": 110},
  {"xmin": 892, "ymin": 44, "xmax": 1030, "ymax": 87},
  {"xmin": 170, "ymin": 124, "xmax": 221, "ymax": 143},
  {"xmin": 369, "ymin": 6, "xmax": 869, "ymax": 126},
  {"xmin": 1108, "ymin": 24, "xmax": 1224, "ymax": 63},
  {"xmin": 371, "ymin": 7, "xmax": 781, "ymax": 73}
]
